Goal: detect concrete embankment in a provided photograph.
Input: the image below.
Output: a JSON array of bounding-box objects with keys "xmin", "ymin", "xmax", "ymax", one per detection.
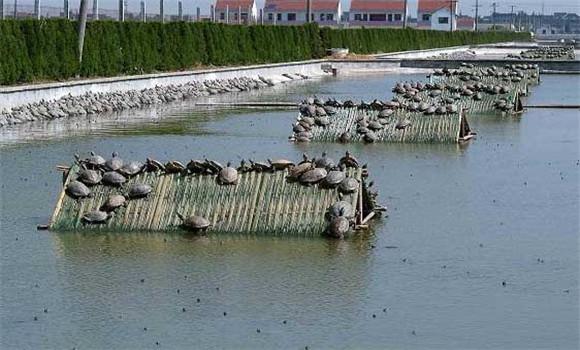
[{"xmin": 0, "ymin": 60, "xmax": 329, "ymax": 127}]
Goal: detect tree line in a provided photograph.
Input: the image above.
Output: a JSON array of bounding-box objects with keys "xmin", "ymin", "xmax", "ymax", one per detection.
[{"xmin": 0, "ymin": 20, "xmax": 530, "ymax": 85}]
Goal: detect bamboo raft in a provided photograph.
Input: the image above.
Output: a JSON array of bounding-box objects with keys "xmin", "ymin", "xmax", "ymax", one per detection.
[
  {"xmin": 291, "ymin": 107, "xmax": 474, "ymax": 143},
  {"xmin": 50, "ymin": 160, "xmax": 378, "ymax": 237}
]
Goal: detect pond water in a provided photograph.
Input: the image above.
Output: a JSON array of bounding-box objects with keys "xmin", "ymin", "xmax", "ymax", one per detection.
[{"xmin": 1, "ymin": 73, "xmax": 578, "ymax": 350}]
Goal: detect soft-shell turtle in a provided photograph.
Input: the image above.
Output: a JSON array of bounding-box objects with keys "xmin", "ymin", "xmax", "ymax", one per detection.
[
  {"xmin": 66, "ymin": 180, "xmax": 91, "ymax": 199},
  {"xmin": 82, "ymin": 210, "xmax": 111, "ymax": 224},
  {"xmin": 127, "ymin": 184, "xmax": 152, "ymax": 199},
  {"xmin": 102, "ymin": 171, "xmax": 127, "ymax": 186},
  {"xmin": 217, "ymin": 162, "xmax": 238, "ymax": 185},
  {"xmin": 176, "ymin": 212, "xmax": 212, "ymax": 232}
]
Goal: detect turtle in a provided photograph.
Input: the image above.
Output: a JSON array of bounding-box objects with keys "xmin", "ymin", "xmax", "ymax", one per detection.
[
  {"xmin": 250, "ymin": 159, "xmax": 272, "ymax": 172},
  {"xmin": 339, "ymin": 132, "xmax": 350, "ymax": 143},
  {"xmin": 186, "ymin": 159, "xmax": 205, "ymax": 174},
  {"xmin": 100, "ymin": 195, "xmax": 126, "ymax": 212},
  {"xmin": 326, "ymin": 201, "xmax": 355, "ymax": 222},
  {"xmin": 378, "ymin": 109, "xmax": 394, "ymax": 118},
  {"xmin": 429, "ymin": 90, "xmax": 442, "ymax": 98},
  {"xmin": 102, "ymin": 171, "xmax": 127, "ymax": 187},
  {"xmin": 418, "ymin": 102, "xmax": 430, "ymax": 112},
  {"xmin": 473, "ymin": 92, "xmax": 483, "ymax": 101},
  {"xmin": 295, "ymin": 136, "xmax": 311, "ymax": 143},
  {"xmin": 357, "ymin": 126, "xmax": 370, "ymax": 134},
  {"xmin": 323, "ymin": 106, "xmax": 336, "ymax": 115},
  {"xmin": 287, "ymin": 161, "xmax": 314, "ymax": 181},
  {"xmin": 424, "ymin": 106, "xmax": 437, "ymax": 115},
  {"xmin": 145, "ymin": 158, "xmax": 165, "ymax": 172},
  {"xmin": 299, "ymin": 167, "xmax": 327, "ymax": 185},
  {"xmin": 325, "ymin": 216, "xmax": 350, "ymax": 239},
  {"xmin": 176, "ymin": 212, "xmax": 212, "ymax": 232},
  {"xmin": 448, "ymin": 105, "xmax": 459, "ymax": 114},
  {"xmin": 85, "ymin": 151, "xmax": 106, "ymax": 169},
  {"xmin": 268, "ymin": 159, "xmax": 294, "ymax": 170},
  {"xmin": 66, "ymin": 180, "xmax": 91, "ymax": 199},
  {"xmin": 77, "ymin": 167, "xmax": 102, "ymax": 186},
  {"xmin": 322, "ymin": 168, "xmax": 346, "ymax": 188},
  {"xmin": 315, "ymin": 152, "xmax": 334, "ymax": 169},
  {"xmin": 292, "ymin": 123, "xmax": 307, "ymax": 133},
  {"xmin": 315, "ymin": 107, "xmax": 327, "ymax": 116},
  {"xmin": 236, "ymin": 159, "xmax": 253, "ymax": 173},
  {"xmin": 204, "ymin": 159, "xmax": 224, "ymax": 174},
  {"xmin": 82, "ymin": 210, "xmax": 112, "ymax": 224},
  {"xmin": 296, "ymin": 131, "xmax": 313, "ymax": 139},
  {"xmin": 217, "ymin": 162, "xmax": 239, "ymax": 185},
  {"xmin": 363, "ymin": 131, "xmax": 377, "ymax": 143},
  {"xmin": 300, "ymin": 116, "xmax": 316, "ymax": 126},
  {"xmin": 368, "ymin": 121, "xmax": 383, "ymax": 131},
  {"xmin": 104, "ymin": 152, "xmax": 124, "ymax": 172},
  {"xmin": 118, "ymin": 161, "xmax": 144, "ymax": 178},
  {"xmin": 339, "ymin": 151, "xmax": 359, "ymax": 168},
  {"xmin": 338, "ymin": 177, "xmax": 359, "ymax": 194},
  {"xmin": 395, "ymin": 118, "xmax": 412, "ymax": 130},
  {"xmin": 315, "ymin": 117, "xmax": 330, "ymax": 127},
  {"xmin": 165, "ymin": 161, "xmax": 185, "ymax": 174},
  {"xmin": 127, "ymin": 183, "xmax": 152, "ymax": 199},
  {"xmin": 435, "ymin": 106, "xmax": 447, "ymax": 115}
]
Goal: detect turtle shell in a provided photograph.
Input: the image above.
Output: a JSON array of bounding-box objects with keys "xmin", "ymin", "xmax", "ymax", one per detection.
[
  {"xmin": 127, "ymin": 184, "xmax": 152, "ymax": 199},
  {"xmin": 378, "ymin": 109, "xmax": 394, "ymax": 118},
  {"xmin": 299, "ymin": 168, "xmax": 327, "ymax": 184},
  {"xmin": 86, "ymin": 153, "xmax": 106, "ymax": 169},
  {"xmin": 145, "ymin": 158, "xmax": 165, "ymax": 172},
  {"xmin": 104, "ymin": 155, "xmax": 124, "ymax": 172},
  {"xmin": 118, "ymin": 161, "xmax": 143, "ymax": 177},
  {"xmin": 101, "ymin": 194, "xmax": 126, "ymax": 212},
  {"xmin": 102, "ymin": 171, "xmax": 127, "ymax": 186},
  {"xmin": 269, "ymin": 159, "xmax": 294, "ymax": 170},
  {"xmin": 326, "ymin": 201, "xmax": 355, "ymax": 221},
  {"xmin": 368, "ymin": 121, "xmax": 383, "ymax": 131},
  {"xmin": 82, "ymin": 210, "xmax": 109, "ymax": 223},
  {"xmin": 218, "ymin": 166, "xmax": 238, "ymax": 185},
  {"xmin": 395, "ymin": 118, "xmax": 412, "ymax": 130},
  {"xmin": 66, "ymin": 180, "xmax": 91, "ymax": 199},
  {"xmin": 77, "ymin": 169, "xmax": 102, "ymax": 186},
  {"xmin": 315, "ymin": 154, "xmax": 334, "ymax": 169},
  {"xmin": 165, "ymin": 161, "xmax": 185, "ymax": 174},
  {"xmin": 325, "ymin": 216, "xmax": 350, "ymax": 239},
  {"xmin": 363, "ymin": 131, "xmax": 378, "ymax": 143},
  {"xmin": 287, "ymin": 162, "xmax": 312, "ymax": 180},
  {"xmin": 181, "ymin": 215, "xmax": 212, "ymax": 230},
  {"xmin": 322, "ymin": 170, "xmax": 345, "ymax": 187},
  {"xmin": 338, "ymin": 177, "xmax": 359, "ymax": 194}
]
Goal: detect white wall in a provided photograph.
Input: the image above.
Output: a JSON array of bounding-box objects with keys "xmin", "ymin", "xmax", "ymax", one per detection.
[{"xmin": 430, "ymin": 8, "xmax": 456, "ymax": 31}]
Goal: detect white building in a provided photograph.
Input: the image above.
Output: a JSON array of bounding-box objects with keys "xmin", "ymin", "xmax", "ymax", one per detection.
[
  {"xmin": 263, "ymin": 0, "xmax": 341, "ymax": 25},
  {"xmin": 429, "ymin": 7, "xmax": 456, "ymax": 31},
  {"xmin": 215, "ymin": 0, "xmax": 257, "ymax": 24},
  {"xmin": 349, "ymin": 0, "xmax": 407, "ymax": 27}
]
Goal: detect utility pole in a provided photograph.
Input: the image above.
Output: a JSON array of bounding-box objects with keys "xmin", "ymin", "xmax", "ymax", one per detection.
[
  {"xmin": 64, "ymin": 0, "xmax": 69, "ymax": 19},
  {"xmin": 34, "ymin": 0, "xmax": 40, "ymax": 19},
  {"xmin": 540, "ymin": 1, "xmax": 544, "ymax": 28},
  {"xmin": 140, "ymin": 0, "xmax": 145, "ymax": 22},
  {"xmin": 473, "ymin": 0, "xmax": 481, "ymax": 31},
  {"xmin": 118, "ymin": 0, "xmax": 124, "ymax": 21},
  {"xmin": 78, "ymin": 0, "xmax": 89, "ymax": 63},
  {"xmin": 0, "ymin": 0, "xmax": 4, "ymax": 20},
  {"xmin": 510, "ymin": 5, "xmax": 515, "ymax": 31},
  {"xmin": 449, "ymin": 0, "xmax": 457, "ymax": 32},
  {"xmin": 403, "ymin": 0, "xmax": 408, "ymax": 28},
  {"xmin": 491, "ymin": 2, "xmax": 498, "ymax": 30},
  {"xmin": 178, "ymin": 1, "xmax": 183, "ymax": 21},
  {"xmin": 159, "ymin": 0, "xmax": 164, "ymax": 23},
  {"xmin": 92, "ymin": 0, "xmax": 98, "ymax": 20},
  {"xmin": 306, "ymin": 0, "xmax": 311, "ymax": 23}
]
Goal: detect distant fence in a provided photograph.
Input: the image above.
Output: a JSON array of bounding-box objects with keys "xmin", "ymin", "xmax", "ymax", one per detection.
[{"xmin": 0, "ymin": 2, "xmax": 216, "ymax": 22}]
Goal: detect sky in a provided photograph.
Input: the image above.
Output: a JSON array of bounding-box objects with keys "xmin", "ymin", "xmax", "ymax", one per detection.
[{"xmin": 17, "ymin": 0, "xmax": 580, "ymax": 17}]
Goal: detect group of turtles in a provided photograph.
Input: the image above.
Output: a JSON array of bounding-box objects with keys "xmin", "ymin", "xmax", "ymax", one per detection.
[{"xmin": 506, "ymin": 46, "xmax": 575, "ymax": 61}]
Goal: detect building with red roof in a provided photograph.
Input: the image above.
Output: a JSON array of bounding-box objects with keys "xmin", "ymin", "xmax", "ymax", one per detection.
[
  {"xmin": 457, "ymin": 16, "xmax": 475, "ymax": 31},
  {"xmin": 349, "ymin": 0, "xmax": 408, "ymax": 27},
  {"xmin": 263, "ymin": 0, "xmax": 341, "ymax": 25},
  {"xmin": 215, "ymin": 0, "xmax": 257, "ymax": 23},
  {"xmin": 417, "ymin": 0, "xmax": 458, "ymax": 30}
]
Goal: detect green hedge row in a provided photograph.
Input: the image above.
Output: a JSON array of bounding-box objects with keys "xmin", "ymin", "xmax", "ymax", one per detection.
[{"xmin": 0, "ymin": 19, "xmax": 530, "ymax": 85}]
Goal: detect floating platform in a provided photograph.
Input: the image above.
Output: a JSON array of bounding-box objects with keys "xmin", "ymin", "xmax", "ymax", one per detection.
[
  {"xmin": 50, "ymin": 159, "xmax": 379, "ymax": 237},
  {"xmin": 291, "ymin": 107, "xmax": 474, "ymax": 144}
]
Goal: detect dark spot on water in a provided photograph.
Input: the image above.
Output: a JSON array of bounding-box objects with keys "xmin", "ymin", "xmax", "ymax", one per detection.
[
  {"xmin": 223, "ymin": 312, "xmax": 227, "ymax": 316},
  {"xmin": 372, "ymin": 314, "xmax": 376, "ymax": 318},
  {"xmin": 33, "ymin": 316, "xmax": 38, "ymax": 321},
  {"xmin": 182, "ymin": 308, "xmax": 186, "ymax": 312},
  {"xmin": 502, "ymin": 281, "xmax": 507, "ymax": 286},
  {"xmin": 196, "ymin": 298, "xmax": 200, "ymax": 303},
  {"xmin": 256, "ymin": 329, "xmax": 261, "ymax": 333},
  {"xmin": 141, "ymin": 279, "xmax": 145, "ymax": 283},
  {"xmin": 43, "ymin": 308, "xmax": 48, "ymax": 313}
]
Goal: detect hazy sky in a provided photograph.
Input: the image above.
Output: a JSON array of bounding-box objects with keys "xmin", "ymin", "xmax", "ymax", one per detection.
[{"xmin": 22, "ymin": 0, "xmax": 580, "ymax": 17}]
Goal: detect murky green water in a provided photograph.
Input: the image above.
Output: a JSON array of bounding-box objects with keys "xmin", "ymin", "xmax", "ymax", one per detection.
[{"xmin": 1, "ymin": 73, "xmax": 578, "ymax": 350}]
